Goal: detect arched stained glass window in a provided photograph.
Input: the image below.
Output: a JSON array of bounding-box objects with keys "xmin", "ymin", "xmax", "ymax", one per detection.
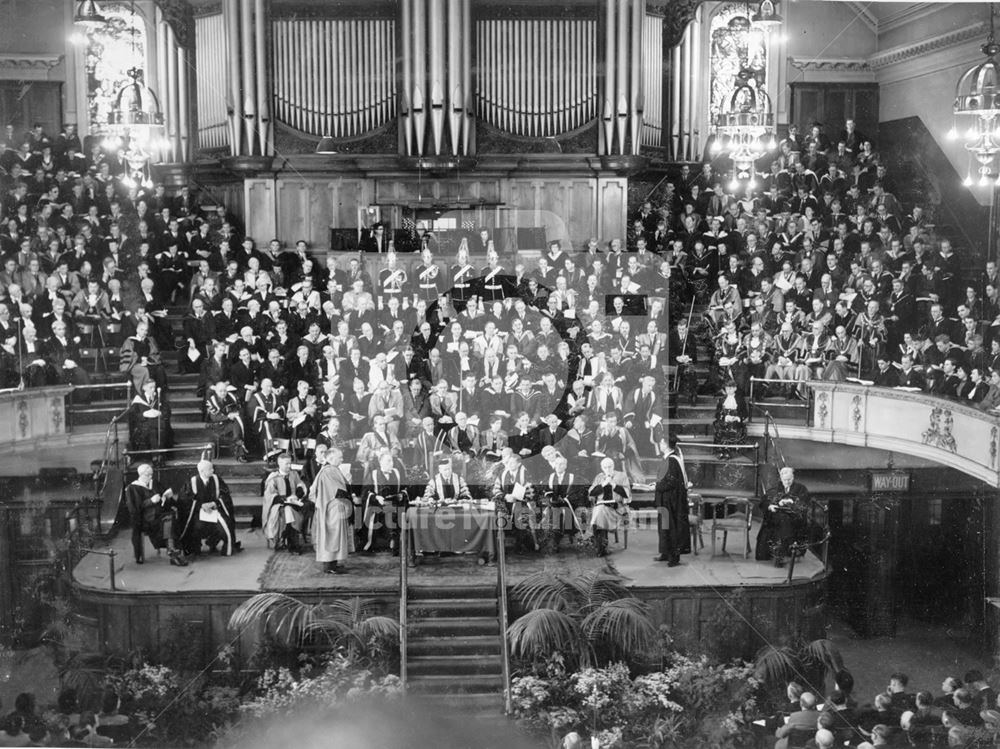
[
  {"xmin": 709, "ymin": 3, "xmax": 768, "ymax": 124},
  {"xmin": 81, "ymin": 3, "xmax": 149, "ymax": 135}
]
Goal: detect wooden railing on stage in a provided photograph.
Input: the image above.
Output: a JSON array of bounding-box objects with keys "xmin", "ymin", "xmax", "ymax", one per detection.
[
  {"xmin": 0, "ymin": 385, "xmax": 71, "ymax": 448},
  {"xmin": 475, "ymin": 18, "xmax": 598, "ymax": 138},
  {"xmin": 496, "ymin": 516, "xmax": 512, "ymax": 715},
  {"xmin": 399, "ymin": 507, "xmax": 409, "ymax": 691},
  {"xmin": 272, "ymin": 17, "xmax": 397, "ymax": 138},
  {"xmin": 747, "ymin": 381, "xmax": 1000, "ymax": 488}
]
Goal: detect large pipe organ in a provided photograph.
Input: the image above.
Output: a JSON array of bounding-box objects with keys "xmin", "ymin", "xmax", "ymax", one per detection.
[
  {"xmin": 165, "ymin": 0, "xmax": 708, "ymax": 245},
  {"xmin": 184, "ymin": 0, "xmax": 704, "ymax": 159}
]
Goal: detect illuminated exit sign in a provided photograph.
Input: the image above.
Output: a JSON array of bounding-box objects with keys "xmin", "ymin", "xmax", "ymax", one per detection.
[{"xmin": 870, "ymin": 471, "xmax": 910, "ymax": 493}]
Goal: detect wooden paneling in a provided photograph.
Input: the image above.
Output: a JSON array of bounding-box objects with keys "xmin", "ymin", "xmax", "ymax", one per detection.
[
  {"xmin": 789, "ymin": 83, "xmax": 879, "ymax": 145},
  {"xmin": 597, "ymin": 177, "xmax": 627, "ymax": 243},
  {"xmin": 244, "ymin": 178, "xmax": 277, "ymax": 243}
]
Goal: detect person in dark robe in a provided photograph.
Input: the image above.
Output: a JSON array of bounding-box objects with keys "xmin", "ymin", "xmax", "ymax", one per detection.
[
  {"xmin": 491, "ymin": 449, "xmax": 538, "ymax": 552},
  {"xmin": 127, "ymin": 380, "xmax": 172, "ymax": 456},
  {"xmin": 755, "ymin": 466, "xmax": 811, "ymax": 564},
  {"xmin": 653, "ymin": 433, "xmax": 692, "ymax": 566},
  {"xmin": 205, "ymin": 379, "xmax": 249, "ymax": 462},
  {"xmin": 542, "ymin": 453, "xmax": 585, "ymax": 549},
  {"xmin": 124, "ymin": 463, "xmax": 187, "ymax": 566},
  {"xmin": 588, "ymin": 457, "xmax": 630, "ymax": 557},
  {"xmin": 118, "ymin": 319, "xmax": 166, "ymax": 392},
  {"xmin": 361, "ymin": 451, "xmax": 407, "ymax": 554},
  {"xmin": 713, "ymin": 379, "xmax": 750, "ymax": 459},
  {"xmin": 176, "ymin": 459, "xmax": 241, "ymax": 556},
  {"xmin": 262, "ymin": 453, "xmax": 311, "ymax": 553}
]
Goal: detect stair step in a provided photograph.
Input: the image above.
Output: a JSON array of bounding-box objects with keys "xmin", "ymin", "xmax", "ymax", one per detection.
[
  {"xmin": 408, "ymin": 636, "xmax": 502, "ymax": 656},
  {"xmin": 407, "ymin": 655, "xmax": 503, "ymax": 676},
  {"xmin": 410, "ymin": 617, "xmax": 500, "ymax": 637},
  {"xmin": 414, "ymin": 692, "xmax": 503, "ymax": 713},
  {"xmin": 407, "ymin": 674, "xmax": 504, "ymax": 694},
  {"xmin": 408, "ymin": 585, "xmax": 496, "ymax": 601},
  {"xmin": 408, "ymin": 599, "xmax": 498, "ymax": 617}
]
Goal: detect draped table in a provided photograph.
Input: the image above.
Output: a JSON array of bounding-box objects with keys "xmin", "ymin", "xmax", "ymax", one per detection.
[{"xmin": 405, "ymin": 503, "xmax": 498, "ymax": 558}]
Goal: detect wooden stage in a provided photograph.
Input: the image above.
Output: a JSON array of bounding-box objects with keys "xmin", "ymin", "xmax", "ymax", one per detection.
[
  {"xmin": 73, "ymin": 518, "xmax": 826, "ymax": 596},
  {"xmin": 71, "ymin": 519, "xmax": 828, "ymax": 658}
]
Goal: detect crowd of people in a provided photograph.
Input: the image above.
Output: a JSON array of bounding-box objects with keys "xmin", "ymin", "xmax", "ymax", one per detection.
[
  {"xmin": 658, "ymin": 120, "xmax": 999, "ymax": 416},
  {"xmin": 0, "ymin": 112, "xmax": 992, "ymax": 574},
  {"xmin": 0, "ymin": 688, "xmax": 137, "ymax": 747},
  {"xmin": 764, "ymin": 668, "xmax": 1000, "ymax": 748}
]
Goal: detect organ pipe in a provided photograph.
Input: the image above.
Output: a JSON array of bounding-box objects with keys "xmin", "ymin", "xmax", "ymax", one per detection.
[
  {"xmin": 603, "ymin": 0, "xmax": 615, "ymax": 153},
  {"xmin": 165, "ymin": 26, "xmax": 180, "ymax": 161},
  {"xmin": 461, "ymin": 0, "xmax": 472, "ymax": 154},
  {"xmin": 401, "ymin": 0, "xmax": 413, "ymax": 154},
  {"xmin": 689, "ymin": 5, "xmax": 700, "ymax": 158},
  {"xmin": 178, "ymin": 45, "xmax": 190, "ymax": 160},
  {"xmin": 670, "ymin": 41, "xmax": 680, "ymax": 159},
  {"xmin": 194, "ymin": 12, "xmax": 227, "ymax": 151},
  {"xmin": 240, "ymin": 0, "xmax": 257, "ymax": 153},
  {"xmin": 255, "ymin": 0, "xmax": 271, "ymax": 155},
  {"xmin": 475, "ymin": 19, "xmax": 598, "ymax": 139},
  {"xmin": 224, "ymin": 0, "xmax": 243, "ymax": 155},
  {"xmin": 629, "ymin": 0, "xmax": 644, "ymax": 155},
  {"xmin": 412, "ymin": 0, "xmax": 427, "ymax": 155}
]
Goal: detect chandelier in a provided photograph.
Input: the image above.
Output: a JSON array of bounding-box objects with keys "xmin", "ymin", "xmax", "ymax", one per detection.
[
  {"xmin": 949, "ymin": 3, "xmax": 1000, "ymax": 185},
  {"xmin": 73, "ymin": 0, "xmax": 107, "ymax": 29},
  {"xmin": 751, "ymin": 0, "xmax": 783, "ymax": 31},
  {"xmin": 710, "ymin": 66, "xmax": 776, "ymax": 189}
]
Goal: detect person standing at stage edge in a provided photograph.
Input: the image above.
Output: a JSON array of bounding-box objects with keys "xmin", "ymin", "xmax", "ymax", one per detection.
[
  {"xmin": 311, "ymin": 446, "xmax": 355, "ymax": 574},
  {"xmin": 653, "ymin": 433, "xmax": 691, "ymax": 566}
]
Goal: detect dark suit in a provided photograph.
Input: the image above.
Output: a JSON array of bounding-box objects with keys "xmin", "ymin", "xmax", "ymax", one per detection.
[{"xmin": 774, "ymin": 708, "xmax": 819, "ymax": 749}]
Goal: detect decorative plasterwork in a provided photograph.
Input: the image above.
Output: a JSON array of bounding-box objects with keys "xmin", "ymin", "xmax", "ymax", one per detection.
[
  {"xmin": 844, "ymin": 1, "xmax": 878, "ymax": 34},
  {"xmin": 877, "ymin": 2, "xmax": 954, "ymax": 35},
  {"xmin": 788, "ymin": 57, "xmax": 871, "ymax": 73},
  {"xmin": 0, "ymin": 54, "xmax": 63, "ymax": 81},
  {"xmin": 868, "ymin": 22, "xmax": 986, "ymax": 70}
]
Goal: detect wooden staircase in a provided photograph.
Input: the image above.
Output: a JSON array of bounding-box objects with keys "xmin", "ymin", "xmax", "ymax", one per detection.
[{"xmin": 405, "ymin": 584, "xmax": 506, "ymax": 715}]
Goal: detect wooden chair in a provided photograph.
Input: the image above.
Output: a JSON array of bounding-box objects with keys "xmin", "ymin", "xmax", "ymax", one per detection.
[
  {"xmin": 688, "ymin": 492, "xmax": 705, "ymax": 555},
  {"xmin": 707, "ymin": 496, "xmax": 752, "ymax": 558}
]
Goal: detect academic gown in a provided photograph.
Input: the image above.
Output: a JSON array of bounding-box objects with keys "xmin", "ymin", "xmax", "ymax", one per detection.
[{"xmin": 311, "ymin": 463, "xmax": 355, "ymax": 562}]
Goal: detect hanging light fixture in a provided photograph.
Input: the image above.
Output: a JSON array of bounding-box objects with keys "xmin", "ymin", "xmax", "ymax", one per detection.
[
  {"xmin": 950, "ymin": 3, "xmax": 1000, "ymax": 184},
  {"xmin": 751, "ymin": 0, "xmax": 783, "ymax": 30},
  {"xmin": 73, "ymin": 0, "xmax": 107, "ymax": 29},
  {"xmin": 106, "ymin": 1, "xmax": 167, "ymax": 170},
  {"xmin": 315, "ymin": 135, "xmax": 337, "ymax": 154},
  {"xmin": 711, "ymin": 66, "xmax": 776, "ymax": 184}
]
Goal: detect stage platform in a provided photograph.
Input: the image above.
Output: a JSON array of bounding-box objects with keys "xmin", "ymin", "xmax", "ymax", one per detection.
[
  {"xmin": 71, "ymin": 520, "xmax": 828, "ymax": 659},
  {"xmin": 73, "ymin": 519, "xmax": 825, "ymax": 596}
]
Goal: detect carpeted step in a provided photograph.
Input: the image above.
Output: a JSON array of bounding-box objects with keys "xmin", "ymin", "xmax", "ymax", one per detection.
[
  {"xmin": 407, "ymin": 636, "xmax": 502, "ymax": 657},
  {"xmin": 410, "ymin": 617, "xmax": 500, "ymax": 638},
  {"xmin": 408, "ymin": 585, "xmax": 497, "ymax": 601},
  {"xmin": 408, "ymin": 598, "xmax": 499, "ymax": 618},
  {"xmin": 411, "ymin": 692, "xmax": 504, "ymax": 714},
  {"xmin": 407, "ymin": 674, "xmax": 504, "ymax": 695},
  {"xmin": 407, "ymin": 655, "xmax": 504, "ymax": 676}
]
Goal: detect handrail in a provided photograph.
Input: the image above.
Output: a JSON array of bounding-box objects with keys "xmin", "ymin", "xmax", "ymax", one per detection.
[
  {"xmin": 123, "ymin": 443, "xmax": 218, "ymax": 461},
  {"xmin": 496, "ymin": 513, "xmax": 512, "ymax": 715},
  {"xmin": 399, "ymin": 506, "xmax": 408, "ymax": 692}
]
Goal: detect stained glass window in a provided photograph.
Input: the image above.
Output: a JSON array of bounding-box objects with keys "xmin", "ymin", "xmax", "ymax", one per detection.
[
  {"xmin": 709, "ymin": 3, "xmax": 768, "ymax": 124},
  {"xmin": 81, "ymin": 3, "xmax": 149, "ymax": 135}
]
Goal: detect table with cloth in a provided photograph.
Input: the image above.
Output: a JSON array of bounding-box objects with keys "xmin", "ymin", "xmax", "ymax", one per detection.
[{"xmin": 405, "ymin": 503, "xmax": 497, "ymax": 558}]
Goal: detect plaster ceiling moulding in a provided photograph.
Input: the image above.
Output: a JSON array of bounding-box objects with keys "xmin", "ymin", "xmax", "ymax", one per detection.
[
  {"xmin": 868, "ymin": 21, "xmax": 988, "ymax": 70},
  {"xmin": 0, "ymin": 54, "xmax": 64, "ymax": 81},
  {"xmin": 788, "ymin": 57, "xmax": 871, "ymax": 72},
  {"xmin": 844, "ymin": 1, "xmax": 878, "ymax": 34}
]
